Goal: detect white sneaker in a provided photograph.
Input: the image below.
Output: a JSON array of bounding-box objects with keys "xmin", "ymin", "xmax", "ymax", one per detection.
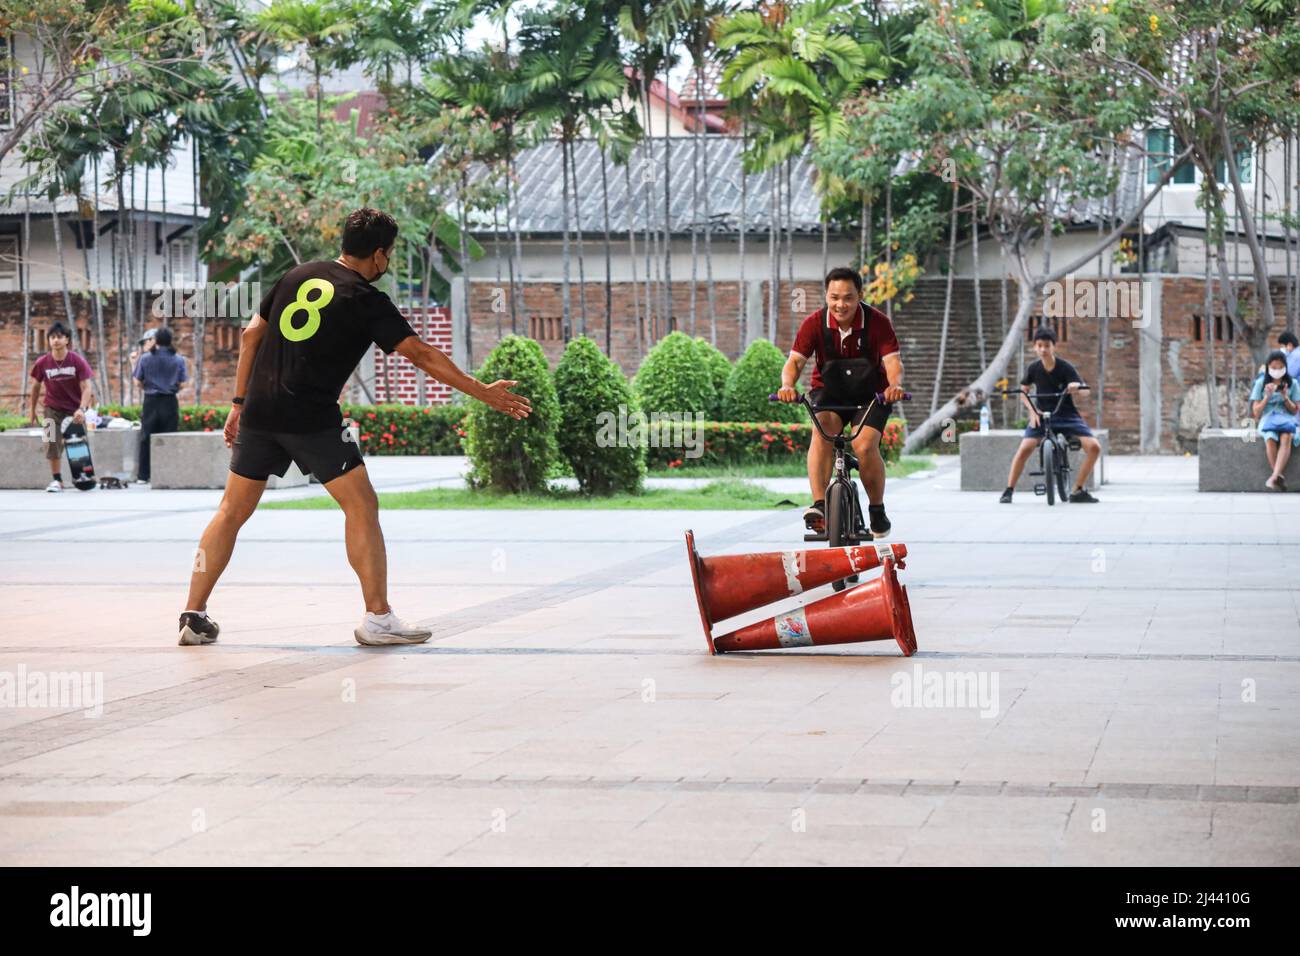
[
  {"xmin": 354, "ymin": 610, "xmax": 432, "ymax": 646},
  {"xmin": 45, "ymin": 479, "xmax": 63, "ymax": 493}
]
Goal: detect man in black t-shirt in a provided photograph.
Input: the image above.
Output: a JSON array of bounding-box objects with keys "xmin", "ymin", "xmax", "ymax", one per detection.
[
  {"xmin": 1000, "ymin": 326, "xmax": 1101, "ymax": 504},
  {"xmin": 177, "ymin": 208, "xmax": 532, "ymax": 648}
]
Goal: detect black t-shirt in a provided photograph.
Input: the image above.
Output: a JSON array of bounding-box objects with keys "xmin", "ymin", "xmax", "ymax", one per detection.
[
  {"xmin": 243, "ymin": 261, "xmax": 416, "ymax": 432},
  {"xmin": 1020, "ymin": 358, "xmax": 1083, "ymax": 417}
]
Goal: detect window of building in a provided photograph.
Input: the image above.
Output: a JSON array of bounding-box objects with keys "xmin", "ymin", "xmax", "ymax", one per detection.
[
  {"xmin": 0, "ymin": 36, "xmax": 13, "ymax": 130},
  {"xmin": 529, "ymin": 315, "xmax": 563, "ymax": 341},
  {"xmin": 1026, "ymin": 315, "xmax": 1069, "ymax": 344},
  {"xmin": 0, "ymin": 234, "xmax": 19, "ymax": 290},
  {"xmin": 1191, "ymin": 314, "xmax": 1235, "ymax": 342},
  {"xmin": 1146, "ymin": 128, "xmax": 1251, "ymax": 186},
  {"xmin": 168, "ymin": 238, "xmax": 197, "ymax": 285},
  {"xmin": 1146, "ymin": 129, "xmax": 1196, "ymax": 186}
]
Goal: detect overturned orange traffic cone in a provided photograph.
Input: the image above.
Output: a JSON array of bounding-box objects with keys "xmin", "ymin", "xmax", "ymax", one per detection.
[
  {"xmin": 685, "ymin": 529, "xmax": 906, "ymax": 652},
  {"xmin": 711, "ymin": 559, "xmax": 916, "ymax": 656}
]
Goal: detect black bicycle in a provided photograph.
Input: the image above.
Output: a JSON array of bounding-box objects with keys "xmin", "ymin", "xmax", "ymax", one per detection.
[
  {"xmin": 997, "ymin": 385, "xmax": 1090, "ymax": 506},
  {"xmin": 771, "ymin": 389, "xmax": 911, "ymax": 590}
]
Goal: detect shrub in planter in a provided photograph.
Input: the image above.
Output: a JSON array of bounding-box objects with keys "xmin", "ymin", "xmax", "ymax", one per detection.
[
  {"xmin": 632, "ymin": 330, "xmax": 716, "ymax": 418},
  {"xmin": 692, "ymin": 337, "xmax": 732, "ymax": 420},
  {"xmin": 723, "ymin": 339, "xmax": 802, "ymax": 424},
  {"xmin": 464, "ymin": 335, "xmax": 559, "ymax": 492},
  {"xmin": 554, "ymin": 336, "xmax": 645, "ymax": 495}
]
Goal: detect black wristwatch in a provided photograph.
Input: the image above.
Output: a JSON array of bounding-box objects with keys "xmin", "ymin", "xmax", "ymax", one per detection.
[{"xmin": 231, "ymin": 397, "xmax": 245, "ymax": 406}]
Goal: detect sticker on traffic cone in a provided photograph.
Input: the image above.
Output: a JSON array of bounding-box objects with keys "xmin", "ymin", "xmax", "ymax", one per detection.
[
  {"xmin": 685, "ymin": 529, "xmax": 906, "ymax": 653},
  {"xmin": 711, "ymin": 559, "xmax": 916, "ymax": 656}
]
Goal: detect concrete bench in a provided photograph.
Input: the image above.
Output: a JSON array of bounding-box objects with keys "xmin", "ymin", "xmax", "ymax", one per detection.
[
  {"xmin": 0, "ymin": 426, "xmax": 139, "ymax": 489},
  {"xmin": 1197, "ymin": 428, "xmax": 1299, "ymax": 492},
  {"xmin": 960, "ymin": 428, "xmax": 1108, "ymax": 492},
  {"xmin": 150, "ymin": 432, "xmax": 309, "ymax": 489}
]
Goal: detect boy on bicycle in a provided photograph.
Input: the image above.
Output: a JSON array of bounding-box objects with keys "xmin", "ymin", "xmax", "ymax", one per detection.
[
  {"xmin": 777, "ymin": 267, "xmax": 907, "ymax": 537},
  {"xmin": 1000, "ymin": 326, "xmax": 1101, "ymax": 504}
]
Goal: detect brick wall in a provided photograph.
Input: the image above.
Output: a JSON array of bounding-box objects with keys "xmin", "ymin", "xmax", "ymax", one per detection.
[
  {"xmin": 372, "ymin": 307, "xmax": 454, "ymax": 404},
  {"xmin": 0, "ymin": 292, "xmax": 239, "ymax": 410}
]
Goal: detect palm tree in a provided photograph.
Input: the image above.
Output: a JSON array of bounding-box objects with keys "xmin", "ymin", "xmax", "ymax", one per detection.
[
  {"xmin": 519, "ymin": 1, "xmax": 625, "ymax": 342},
  {"xmin": 716, "ymin": 0, "xmax": 886, "ymax": 342},
  {"xmin": 256, "ymin": 0, "xmax": 359, "ymax": 136}
]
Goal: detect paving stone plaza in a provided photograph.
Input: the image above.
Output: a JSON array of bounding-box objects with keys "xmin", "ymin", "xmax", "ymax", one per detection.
[{"xmin": 1, "ymin": 456, "xmax": 1296, "ymax": 866}]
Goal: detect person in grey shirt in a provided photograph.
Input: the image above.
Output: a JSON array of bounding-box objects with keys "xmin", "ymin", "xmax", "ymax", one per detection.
[{"xmin": 133, "ymin": 327, "xmax": 187, "ymax": 483}]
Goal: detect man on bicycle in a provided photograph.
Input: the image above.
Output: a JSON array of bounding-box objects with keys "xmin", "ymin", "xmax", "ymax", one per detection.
[
  {"xmin": 777, "ymin": 267, "xmax": 907, "ymax": 537},
  {"xmin": 1000, "ymin": 326, "xmax": 1100, "ymax": 504}
]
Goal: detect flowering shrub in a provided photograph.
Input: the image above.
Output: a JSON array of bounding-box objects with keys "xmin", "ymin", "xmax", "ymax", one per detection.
[{"xmin": 99, "ymin": 403, "xmax": 468, "ymax": 455}]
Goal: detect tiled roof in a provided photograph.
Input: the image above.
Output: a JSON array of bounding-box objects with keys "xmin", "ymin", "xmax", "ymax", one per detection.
[{"xmin": 465, "ymin": 136, "xmax": 827, "ymax": 237}]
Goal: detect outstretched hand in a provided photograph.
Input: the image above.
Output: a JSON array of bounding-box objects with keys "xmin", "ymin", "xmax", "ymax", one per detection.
[{"xmin": 481, "ymin": 380, "xmax": 532, "ymax": 420}]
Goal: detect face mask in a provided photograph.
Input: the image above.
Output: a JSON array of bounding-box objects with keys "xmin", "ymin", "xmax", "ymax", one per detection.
[{"xmin": 1269, "ymin": 368, "xmax": 1286, "ymax": 380}]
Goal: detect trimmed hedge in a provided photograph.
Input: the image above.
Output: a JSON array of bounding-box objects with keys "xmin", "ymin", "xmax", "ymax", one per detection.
[
  {"xmin": 96, "ymin": 402, "xmax": 469, "ymax": 456},
  {"xmin": 693, "ymin": 337, "xmax": 732, "ymax": 420},
  {"xmin": 464, "ymin": 335, "xmax": 560, "ymax": 492},
  {"xmin": 723, "ymin": 339, "xmax": 802, "ymax": 424},
  {"xmin": 646, "ymin": 417, "xmax": 908, "ymax": 469},
  {"xmin": 632, "ymin": 331, "xmax": 716, "ymax": 418},
  {"xmin": 554, "ymin": 336, "xmax": 645, "ymax": 495}
]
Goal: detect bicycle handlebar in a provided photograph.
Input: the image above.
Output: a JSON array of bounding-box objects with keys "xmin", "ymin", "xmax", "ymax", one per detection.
[{"xmin": 767, "ymin": 390, "xmax": 911, "ymax": 444}]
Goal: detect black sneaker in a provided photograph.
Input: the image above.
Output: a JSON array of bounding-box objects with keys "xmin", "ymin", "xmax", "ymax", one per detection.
[
  {"xmin": 1068, "ymin": 489, "xmax": 1099, "ymax": 503},
  {"xmin": 868, "ymin": 504, "xmax": 891, "ymax": 538},
  {"xmin": 178, "ymin": 611, "xmax": 220, "ymax": 646},
  {"xmin": 804, "ymin": 499, "xmax": 825, "ymax": 529},
  {"xmin": 999, "ymin": 487, "xmax": 1014, "ymax": 504}
]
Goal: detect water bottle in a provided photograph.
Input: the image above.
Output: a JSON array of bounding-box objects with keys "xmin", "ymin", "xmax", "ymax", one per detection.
[{"xmin": 979, "ymin": 404, "xmax": 991, "ymax": 434}]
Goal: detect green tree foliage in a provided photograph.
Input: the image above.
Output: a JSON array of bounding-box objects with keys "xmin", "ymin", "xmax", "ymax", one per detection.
[
  {"xmin": 723, "ymin": 339, "xmax": 802, "ymax": 423},
  {"xmin": 554, "ymin": 336, "xmax": 645, "ymax": 495},
  {"xmin": 465, "ymin": 335, "xmax": 560, "ymax": 493},
  {"xmin": 632, "ymin": 331, "xmax": 717, "ymax": 417}
]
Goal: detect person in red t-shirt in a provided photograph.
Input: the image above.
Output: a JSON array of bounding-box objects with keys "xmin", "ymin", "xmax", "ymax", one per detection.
[
  {"xmin": 28, "ymin": 322, "xmax": 95, "ymax": 493},
  {"xmin": 777, "ymin": 267, "xmax": 906, "ymax": 537}
]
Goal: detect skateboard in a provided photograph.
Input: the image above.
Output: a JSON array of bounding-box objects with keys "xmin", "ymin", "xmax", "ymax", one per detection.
[{"xmin": 60, "ymin": 417, "xmax": 97, "ymax": 491}]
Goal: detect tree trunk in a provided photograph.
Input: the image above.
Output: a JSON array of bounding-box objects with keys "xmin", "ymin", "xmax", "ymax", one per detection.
[
  {"xmin": 191, "ymin": 147, "xmax": 204, "ymax": 403},
  {"xmin": 1205, "ymin": 234, "xmax": 1220, "ymax": 427},
  {"xmin": 20, "ymin": 180, "xmax": 32, "ymax": 407},
  {"xmin": 492, "ymin": 198, "xmax": 502, "ymax": 341},
  {"xmin": 601, "ymin": 147, "xmax": 613, "ymax": 356},
  {"xmin": 780, "ymin": 156, "xmax": 790, "ymax": 335},
  {"xmin": 560, "ymin": 139, "xmax": 572, "ymax": 341},
  {"xmin": 689, "ymin": 96, "xmax": 699, "ymax": 336},
  {"xmin": 971, "ymin": 188, "xmax": 985, "ymax": 368},
  {"xmin": 458, "ymin": 167, "xmax": 473, "ymax": 364},
  {"xmin": 930, "ymin": 181, "xmax": 959, "ymax": 416},
  {"xmin": 510, "ymin": 146, "xmax": 526, "ymax": 333},
  {"xmin": 1217, "ymin": 116, "xmax": 1275, "ymax": 342},
  {"xmin": 50, "ymin": 205, "xmax": 77, "ymax": 349},
  {"xmin": 738, "ymin": 122, "xmax": 747, "ymax": 345},
  {"xmin": 570, "ymin": 140, "xmax": 588, "ymax": 338},
  {"xmin": 767, "ymin": 165, "xmax": 778, "ymax": 340},
  {"xmin": 624, "ymin": 160, "xmax": 644, "ymax": 360},
  {"xmin": 702, "ymin": 110, "xmax": 716, "ymax": 346},
  {"xmin": 661, "ymin": 70, "xmax": 672, "ymax": 334}
]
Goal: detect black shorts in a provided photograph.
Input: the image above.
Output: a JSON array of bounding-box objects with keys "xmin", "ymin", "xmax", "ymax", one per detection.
[
  {"xmin": 230, "ymin": 424, "xmax": 364, "ymax": 485},
  {"xmin": 808, "ymin": 387, "xmax": 894, "ymax": 433}
]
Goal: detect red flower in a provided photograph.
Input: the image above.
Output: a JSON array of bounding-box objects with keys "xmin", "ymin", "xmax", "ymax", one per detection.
[{"xmin": 367, "ymin": 413, "xmax": 377, "ymax": 419}]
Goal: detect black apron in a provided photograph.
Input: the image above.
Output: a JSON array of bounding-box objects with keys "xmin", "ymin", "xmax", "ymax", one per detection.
[{"xmin": 817, "ymin": 305, "xmax": 884, "ymax": 406}]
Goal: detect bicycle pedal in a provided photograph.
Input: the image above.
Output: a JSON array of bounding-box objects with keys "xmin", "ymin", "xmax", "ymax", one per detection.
[
  {"xmin": 803, "ymin": 532, "xmax": 827, "ymax": 542},
  {"xmin": 1033, "ymin": 483, "xmax": 1046, "ymax": 495}
]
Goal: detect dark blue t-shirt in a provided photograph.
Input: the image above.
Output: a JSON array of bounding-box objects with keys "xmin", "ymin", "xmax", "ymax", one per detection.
[{"xmin": 133, "ymin": 348, "xmax": 188, "ymax": 396}]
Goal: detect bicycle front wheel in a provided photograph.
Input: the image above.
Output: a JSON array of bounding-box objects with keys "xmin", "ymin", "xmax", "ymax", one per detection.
[
  {"xmin": 826, "ymin": 481, "xmax": 850, "ymax": 590},
  {"xmin": 1043, "ymin": 441, "xmax": 1057, "ymax": 506},
  {"xmin": 1055, "ymin": 437, "xmax": 1071, "ymax": 502}
]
